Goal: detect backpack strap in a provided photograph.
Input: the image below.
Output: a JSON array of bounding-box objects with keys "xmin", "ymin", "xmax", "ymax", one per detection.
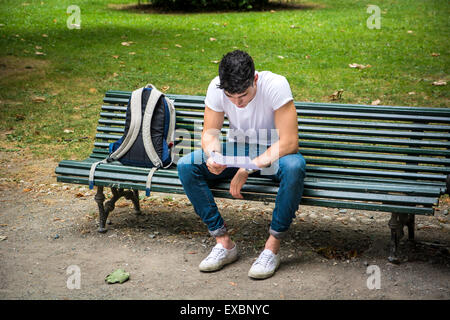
[
  {"xmin": 88, "ymin": 87, "xmax": 143, "ymax": 190},
  {"xmin": 142, "ymin": 84, "xmax": 164, "ymax": 168},
  {"xmin": 88, "ymin": 159, "xmax": 107, "ymax": 189},
  {"xmin": 108, "ymin": 87, "xmax": 143, "ymax": 161},
  {"xmin": 163, "ymin": 96, "xmax": 176, "ymax": 169},
  {"xmin": 145, "ymin": 166, "xmax": 158, "ymax": 196}
]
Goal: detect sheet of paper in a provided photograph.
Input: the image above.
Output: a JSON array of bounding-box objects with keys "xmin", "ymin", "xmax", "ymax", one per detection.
[{"xmin": 210, "ymin": 151, "xmax": 260, "ymax": 170}]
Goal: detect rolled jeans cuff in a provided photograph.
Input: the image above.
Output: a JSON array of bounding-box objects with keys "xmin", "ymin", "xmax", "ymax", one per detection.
[
  {"xmin": 269, "ymin": 227, "xmax": 288, "ymax": 240},
  {"xmin": 209, "ymin": 225, "xmax": 228, "ymax": 237}
]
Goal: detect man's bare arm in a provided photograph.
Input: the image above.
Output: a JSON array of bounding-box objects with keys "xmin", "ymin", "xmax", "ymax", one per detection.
[
  {"xmin": 253, "ymin": 100, "xmax": 299, "ymax": 168},
  {"xmin": 201, "ymin": 106, "xmax": 225, "ymax": 157}
]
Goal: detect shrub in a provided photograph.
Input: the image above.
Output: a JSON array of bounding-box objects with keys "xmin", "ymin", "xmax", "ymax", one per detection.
[{"xmin": 149, "ymin": 0, "xmax": 270, "ymax": 11}]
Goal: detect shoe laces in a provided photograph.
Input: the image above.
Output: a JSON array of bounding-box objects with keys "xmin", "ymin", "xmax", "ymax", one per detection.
[
  {"xmin": 206, "ymin": 247, "xmax": 226, "ymax": 261},
  {"xmin": 255, "ymin": 251, "xmax": 273, "ymax": 267}
]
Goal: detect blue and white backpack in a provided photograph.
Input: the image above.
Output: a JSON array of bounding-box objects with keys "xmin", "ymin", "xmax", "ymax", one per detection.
[{"xmin": 89, "ymin": 84, "xmax": 176, "ymax": 196}]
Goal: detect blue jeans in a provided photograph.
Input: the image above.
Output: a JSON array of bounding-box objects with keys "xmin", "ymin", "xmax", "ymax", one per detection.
[{"xmin": 177, "ymin": 143, "xmax": 306, "ymax": 239}]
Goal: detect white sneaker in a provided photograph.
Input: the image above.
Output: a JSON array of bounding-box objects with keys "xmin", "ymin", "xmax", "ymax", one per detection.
[
  {"xmin": 248, "ymin": 249, "xmax": 281, "ymax": 279},
  {"xmin": 199, "ymin": 243, "xmax": 238, "ymax": 272}
]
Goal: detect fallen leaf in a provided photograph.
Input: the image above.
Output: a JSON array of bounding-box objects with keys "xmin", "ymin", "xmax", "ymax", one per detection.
[
  {"xmin": 42, "ymin": 34, "xmax": 48, "ymax": 37},
  {"xmin": 0, "ymin": 236, "xmax": 7, "ymax": 241},
  {"xmin": 75, "ymin": 193, "xmax": 84, "ymax": 198},
  {"xmin": 305, "ymin": 55, "xmax": 310, "ymax": 59},
  {"xmin": 431, "ymin": 52, "xmax": 440, "ymax": 57},
  {"xmin": 32, "ymin": 96, "xmax": 46, "ymax": 103},
  {"xmin": 407, "ymin": 30, "xmax": 413, "ymax": 34},
  {"xmin": 187, "ymin": 251, "xmax": 197, "ymax": 254},
  {"xmin": 161, "ymin": 85, "xmax": 170, "ymax": 92},
  {"xmin": 89, "ymin": 88, "xmax": 97, "ymax": 93},
  {"xmin": 113, "ymin": 72, "xmax": 118, "ymax": 77},
  {"xmin": 23, "ymin": 188, "xmax": 32, "ymax": 192},
  {"xmin": 277, "ymin": 55, "xmax": 285, "ymax": 59},
  {"xmin": 270, "ymin": 10, "xmax": 276, "ymax": 13},
  {"xmin": 175, "ymin": 44, "xmax": 182, "ymax": 48},
  {"xmin": 63, "ymin": 129, "xmax": 74, "ymax": 133},
  {"xmin": 329, "ymin": 89, "xmax": 344, "ymax": 101},
  {"xmin": 209, "ymin": 37, "xmax": 217, "ymax": 41},
  {"xmin": 35, "ymin": 51, "xmax": 45, "ymax": 56},
  {"xmin": 371, "ymin": 99, "xmax": 381, "ymax": 105},
  {"xmin": 290, "ymin": 24, "xmax": 299, "ymax": 29},
  {"xmin": 229, "ymin": 281, "xmax": 237, "ymax": 286},
  {"xmin": 162, "ymin": 47, "xmax": 168, "ymax": 50},
  {"xmin": 432, "ymin": 80, "xmax": 446, "ymax": 86},
  {"xmin": 35, "ymin": 45, "xmax": 42, "ymax": 50},
  {"xmin": 408, "ymin": 91, "xmax": 416, "ymax": 95},
  {"xmin": 128, "ymin": 52, "xmax": 136, "ymax": 55},
  {"xmin": 349, "ymin": 63, "xmax": 371, "ymax": 69},
  {"xmin": 112, "ymin": 55, "xmax": 119, "ymax": 59},
  {"xmin": 121, "ymin": 41, "xmax": 132, "ymax": 46}
]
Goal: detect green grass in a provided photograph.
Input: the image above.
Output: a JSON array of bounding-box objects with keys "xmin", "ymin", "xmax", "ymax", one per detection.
[{"xmin": 0, "ymin": 0, "xmax": 448, "ymax": 161}]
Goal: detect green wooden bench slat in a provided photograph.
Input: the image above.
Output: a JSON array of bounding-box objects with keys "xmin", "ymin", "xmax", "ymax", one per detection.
[
  {"xmin": 298, "ymin": 199, "xmax": 433, "ymax": 216},
  {"xmin": 307, "ymin": 158, "xmax": 450, "ymax": 174},
  {"xmin": 308, "ymin": 166, "xmax": 446, "ymax": 181},
  {"xmin": 300, "ymin": 149, "xmax": 450, "ymax": 165}
]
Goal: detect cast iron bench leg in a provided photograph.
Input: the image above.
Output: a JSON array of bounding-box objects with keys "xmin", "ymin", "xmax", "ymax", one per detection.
[
  {"xmin": 94, "ymin": 186, "xmax": 108, "ymax": 233},
  {"xmin": 388, "ymin": 213, "xmax": 416, "ymax": 263},
  {"xmin": 94, "ymin": 186, "xmax": 141, "ymax": 233},
  {"xmin": 388, "ymin": 213, "xmax": 403, "ymax": 264}
]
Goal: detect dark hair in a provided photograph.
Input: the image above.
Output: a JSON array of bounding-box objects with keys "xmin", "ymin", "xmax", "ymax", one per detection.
[{"xmin": 217, "ymin": 50, "xmax": 255, "ymax": 94}]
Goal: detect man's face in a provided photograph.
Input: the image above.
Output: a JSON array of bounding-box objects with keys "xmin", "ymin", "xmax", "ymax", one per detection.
[{"xmin": 224, "ymin": 74, "xmax": 258, "ymax": 109}]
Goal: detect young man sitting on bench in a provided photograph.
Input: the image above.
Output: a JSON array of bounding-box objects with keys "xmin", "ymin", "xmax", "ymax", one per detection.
[{"xmin": 177, "ymin": 50, "xmax": 306, "ymax": 279}]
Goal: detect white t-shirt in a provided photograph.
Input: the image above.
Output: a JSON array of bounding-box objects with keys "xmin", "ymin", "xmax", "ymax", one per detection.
[{"xmin": 205, "ymin": 71, "xmax": 293, "ymax": 145}]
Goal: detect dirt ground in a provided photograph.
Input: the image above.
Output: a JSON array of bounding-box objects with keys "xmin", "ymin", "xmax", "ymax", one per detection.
[{"xmin": 0, "ymin": 152, "xmax": 449, "ymax": 300}]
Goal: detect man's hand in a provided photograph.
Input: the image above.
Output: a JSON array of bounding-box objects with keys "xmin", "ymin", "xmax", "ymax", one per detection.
[
  {"xmin": 206, "ymin": 155, "xmax": 227, "ymax": 175},
  {"xmin": 229, "ymin": 168, "xmax": 249, "ymax": 199}
]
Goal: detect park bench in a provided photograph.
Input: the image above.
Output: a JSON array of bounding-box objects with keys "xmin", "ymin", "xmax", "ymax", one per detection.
[{"xmin": 55, "ymin": 90, "xmax": 450, "ymax": 263}]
